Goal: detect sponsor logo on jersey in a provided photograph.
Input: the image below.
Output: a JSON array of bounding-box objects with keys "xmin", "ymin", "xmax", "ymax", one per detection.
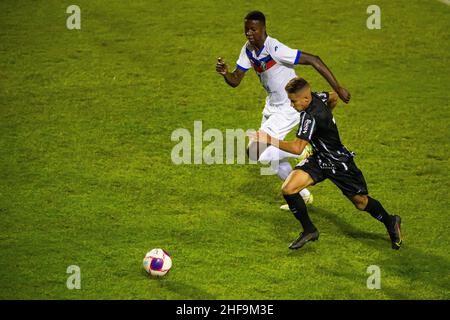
[{"xmin": 303, "ymin": 119, "xmax": 311, "ymax": 134}]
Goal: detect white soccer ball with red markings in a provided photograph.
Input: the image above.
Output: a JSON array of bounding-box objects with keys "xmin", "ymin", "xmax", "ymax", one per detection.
[{"xmin": 143, "ymin": 248, "xmax": 172, "ymax": 276}]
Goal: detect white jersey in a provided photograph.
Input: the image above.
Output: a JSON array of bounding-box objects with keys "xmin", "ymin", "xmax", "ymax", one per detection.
[{"xmin": 236, "ymin": 35, "xmax": 301, "ymax": 112}]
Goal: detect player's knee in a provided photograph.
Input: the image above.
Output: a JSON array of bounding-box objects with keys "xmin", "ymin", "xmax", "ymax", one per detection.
[
  {"xmin": 281, "ymin": 182, "xmax": 299, "ymax": 195},
  {"xmin": 354, "ymin": 202, "xmax": 366, "ymax": 211},
  {"xmin": 351, "ymin": 195, "xmax": 368, "ymax": 211}
]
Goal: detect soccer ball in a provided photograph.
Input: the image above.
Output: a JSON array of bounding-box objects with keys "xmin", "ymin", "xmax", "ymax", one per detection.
[{"xmin": 143, "ymin": 248, "xmax": 172, "ymax": 276}]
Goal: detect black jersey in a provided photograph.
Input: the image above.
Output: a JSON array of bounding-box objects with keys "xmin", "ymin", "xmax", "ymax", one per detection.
[{"xmin": 296, "ymin": 92, "xmax": 354, "ymax": 169}]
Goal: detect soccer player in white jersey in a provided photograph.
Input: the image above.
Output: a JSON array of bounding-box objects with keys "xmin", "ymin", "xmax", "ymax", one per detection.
[{"xmin": 216, "ymin": 11, "xmax": 351, "ymax": 207}]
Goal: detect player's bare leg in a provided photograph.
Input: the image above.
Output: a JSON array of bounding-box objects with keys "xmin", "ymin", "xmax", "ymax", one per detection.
[
  {"xmin": 348, "ymin": 194, "xmax": 402, "ymax": 249},
  {"xmin": 280, "ymin": 144, "xmax": 314, "ymax": 211},
  {"xmin": 279, "ymin": 144, "xmax": 314, "ymax": 210},
  {"xmin": 281, "ymin": 169, "xmax": 314, "ymax": 195},
  {"xmin": 281, "ymin": 170, "xmax": 318, "ymax": 249},
  {"xmin": 248, "ymin": 140, "xmax": 313, "ymax": 205}
]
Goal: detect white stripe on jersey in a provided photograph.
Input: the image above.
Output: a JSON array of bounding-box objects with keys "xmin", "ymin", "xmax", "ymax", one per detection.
[
  {"xmin": 299, "ymin": 112, "xmax": 306, "ymax": 134},
  {"xmin": 318, "ymin": 138, "xmax": 341, "ymax": 161},
  {"xmin": 308, "ymin": 118, "xmax": 316, "ymax": 140}
]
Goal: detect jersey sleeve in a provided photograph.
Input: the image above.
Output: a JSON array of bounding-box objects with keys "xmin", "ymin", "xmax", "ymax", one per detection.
[
  {"xmin": 236, "ymin": 43, "xmax": 252, "ymax": 71},
  {"xmin": 314, "ymin": 92, "xmax": 330, "ymax": 105},
  {"xmin": 268, "ymin": 38, "xmax": 301, "ymax": 66},
  {"xmin": 296, "ymin": 112, "xmax": 316, "ymax": 141}
]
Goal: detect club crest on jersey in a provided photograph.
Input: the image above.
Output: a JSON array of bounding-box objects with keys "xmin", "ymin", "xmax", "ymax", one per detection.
[{"xmin": 260, "ymin": 61, "xmax": 267, "ymax": 71}]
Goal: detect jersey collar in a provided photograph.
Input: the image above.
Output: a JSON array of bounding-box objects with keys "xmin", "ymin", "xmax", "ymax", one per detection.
[{"xmin": 252, "ymin": 35, "xmax": 270, "ymax": 57}]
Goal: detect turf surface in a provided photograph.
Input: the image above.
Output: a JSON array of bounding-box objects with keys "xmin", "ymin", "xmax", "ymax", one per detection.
[{"xmin": 0, "ymin": 0, "xmax": 449, "ymax": 299}]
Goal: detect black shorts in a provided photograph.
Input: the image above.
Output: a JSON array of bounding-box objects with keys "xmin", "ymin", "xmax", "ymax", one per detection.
[{"xmin": 295, "ymin": 156, "xmax": 368, "ymax": 198}]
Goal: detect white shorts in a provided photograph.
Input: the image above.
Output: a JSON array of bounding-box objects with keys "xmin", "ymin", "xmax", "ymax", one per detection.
[{"xmin": 260, "ymin": 103, "xmax": 299, "ymax": 139}]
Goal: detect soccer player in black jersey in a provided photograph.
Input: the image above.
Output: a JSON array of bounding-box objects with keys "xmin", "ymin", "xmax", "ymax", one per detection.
[{"xmin": 249, "ymin": 77, "xmax": 403, "ymax": 250}]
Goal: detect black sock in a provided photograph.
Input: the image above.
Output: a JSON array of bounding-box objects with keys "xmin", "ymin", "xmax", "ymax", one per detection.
[
  {"xmin": 283, "ymin": 193, "xmax": 317, "ymax": 233},
  {"xmin": 364, "ymin": 197, "xmax": 392, "ymax": 226}
]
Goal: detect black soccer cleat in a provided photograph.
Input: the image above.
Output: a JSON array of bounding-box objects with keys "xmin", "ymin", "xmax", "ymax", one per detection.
[
  {"xmin": 289, "ymin": 230, "xmax": 320, "ymax": 250},
  {"xmin": 387, "ymin": 215, "xmax": 402, "ymax": 250}
]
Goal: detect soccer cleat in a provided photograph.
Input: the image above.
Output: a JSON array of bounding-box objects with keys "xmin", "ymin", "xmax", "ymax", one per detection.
[
  {"xmin": 387, "ymin": 215, "xmax": 402, "ymax": 250},
  {"xmin": 289, "ymin": 230, "xmax": 320, "ymax": 250},
  {"xmin": 280, "ymin": 193, "xmax": 313, "ymax": 210}
]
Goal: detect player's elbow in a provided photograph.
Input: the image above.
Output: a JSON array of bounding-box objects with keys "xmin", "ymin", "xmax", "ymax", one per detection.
[
  {"xmin": 311, "ymin": 55, "xmax": 323, "ymax": 68},
  {"xmin": 351, "ymin": 195, "xmax": 368, "ymax": 211},
  {"xmin": 299, "ymin": 52, "xmax": 320, "ymax": 66}
]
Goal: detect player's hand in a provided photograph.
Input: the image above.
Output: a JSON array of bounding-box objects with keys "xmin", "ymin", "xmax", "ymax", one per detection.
[
  {"xmin": 216, "ymin": 57, "xmax": 228, "ymax": 75},
  {"xmin": 247, "ymin": 130, "xmax": 271, "ymax": 144},
  {"xmin": 337, "ymin": 87, "xmax": 351, "ymax": 103}
]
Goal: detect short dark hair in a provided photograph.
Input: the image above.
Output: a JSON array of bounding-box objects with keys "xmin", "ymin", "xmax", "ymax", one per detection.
[
  {"xmin": 285, "ymin": 77, "xmax": 309, "ymax": 94},
  {"xmin": 245, "ymin": 11, "xmax": 266, "ymax": 25}
]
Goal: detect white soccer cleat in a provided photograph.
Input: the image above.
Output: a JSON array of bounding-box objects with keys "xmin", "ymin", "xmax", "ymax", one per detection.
[{"xmin": 280, "ymin": 193, "xmax": 314, "ymax": 210}]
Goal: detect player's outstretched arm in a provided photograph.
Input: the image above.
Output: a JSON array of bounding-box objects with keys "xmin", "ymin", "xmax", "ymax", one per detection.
[
  {"xmin": 298, "ymin": 52, "xmax": 351, "ymax": 103},
  {"xmin": 216, "ymin": 57, "xmax": 245, "ymax": 88},
  {"xmin": 248, "ymin": 131, "xmax": 308, "ymax": 155}
]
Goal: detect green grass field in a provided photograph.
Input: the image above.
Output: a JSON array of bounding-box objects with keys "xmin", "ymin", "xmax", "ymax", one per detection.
[{"xmin": 0, "ymin": 0, "xmax": 449, "ymax": 299}]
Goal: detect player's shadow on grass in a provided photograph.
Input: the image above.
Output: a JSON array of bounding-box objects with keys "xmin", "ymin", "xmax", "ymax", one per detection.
[
  {"xmin": 309, "ymin": 207, "xmax": 450, "ymax": 298},
  {"xmin": 239, "ymin": 173, "xmax": 448, "ymax": 297},
  {"xmin": 316, "ymin": 264, "xmax": 413, "ymax": 299},
  {"xmin": 268, "ymin": 205, "xmax": 388, "ymax": 249},
  {"xmin": 238, "ymin": 167, "xmax": 282, "ymax": 202},
  {"xmin": 309, "ymin": 206, "xmax": 389, "ymax": 244}
]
